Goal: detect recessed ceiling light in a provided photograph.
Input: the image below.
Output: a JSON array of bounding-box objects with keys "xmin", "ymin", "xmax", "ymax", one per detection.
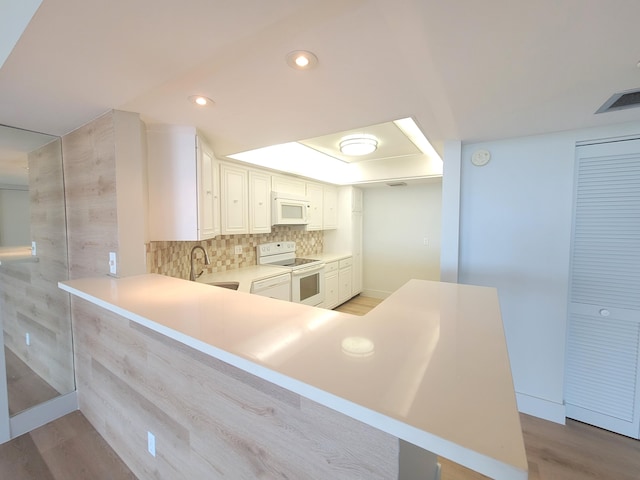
[
  {"xmin": 286, "ymin": 50, "xmax": 318, "ymax": 70},
  {"xmin": 188, "ymin": 95, "xmax": 214, "ymax": 107},
  {"xmin": 339, "ymin": 134, "xmax": 378, "ymax": 156}
]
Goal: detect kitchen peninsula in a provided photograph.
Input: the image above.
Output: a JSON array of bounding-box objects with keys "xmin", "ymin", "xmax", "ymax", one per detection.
[{"xmin": 59, "ymin": 274, "xmax": 527, "ymax": 479}]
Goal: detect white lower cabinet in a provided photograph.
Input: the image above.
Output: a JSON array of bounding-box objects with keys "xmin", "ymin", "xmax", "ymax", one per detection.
[
  {"xmin": 323, "ymin": 261, "xmax": 340, "ymax": 309},
  {"xmin": 323, "ymin": 257, "xmax": 354, "ymax": 310},
  {"xmin": 338, "ymin": 257, "xmax": 353, "ymax": 304}
]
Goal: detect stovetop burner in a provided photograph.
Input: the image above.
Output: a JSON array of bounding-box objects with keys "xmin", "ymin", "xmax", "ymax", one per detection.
[
  {"xmin": 257, "ymin": 242, "xmax": 323, "ymax": 270},
  {"xmin": 287, "ymin": 257, "xmax": 320, "ymax": 267}
]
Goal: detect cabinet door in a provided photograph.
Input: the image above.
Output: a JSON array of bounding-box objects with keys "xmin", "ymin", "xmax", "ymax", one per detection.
[
  {"xmin": 339, "ymin": 265, "xmax": 353, "ymax": 303},
  {"xmin": 198, "ymin": 139, "xmax": 219, "ymax": 239},
  {"xmin": 272, "ymin": 174, "xmax": 306, "ymax": 196},
  {"xmin": 324, "ymin": 271, "xmax": 339, "ymax": 309},
  {"xmin": 306, "ymin": 183, "xmax": 323, "ymax": 231},
  {"xmin": 249, "ymin": 170, "xmax": 271, "ymax": 234},
  {"xmin": 323, "ymin": 185, "xmax": 338, "ymax": 230},
  {"xmin": 221, "ymin": 163, "xmax": 248, "ymax": 235},
  {"xmin": 147, "ymin": 125, "xmax": 204, "ymax": 241}
]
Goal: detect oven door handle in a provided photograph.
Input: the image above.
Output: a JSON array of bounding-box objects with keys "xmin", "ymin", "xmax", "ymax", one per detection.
[{"xmin": 291, "ymin": 263, "xmax": 325, "ymax": 276}]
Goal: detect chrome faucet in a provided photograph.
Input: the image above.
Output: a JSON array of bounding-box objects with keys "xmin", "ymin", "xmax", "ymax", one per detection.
[{"xmin": 189, "ymin": 245, "xmax": 211, "ymax": 281}]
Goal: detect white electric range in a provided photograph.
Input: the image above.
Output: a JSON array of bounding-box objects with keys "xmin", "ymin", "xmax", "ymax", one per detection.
[{"xmin": 257, "ymin": 242, "xmax": 325, "ymax": 306}]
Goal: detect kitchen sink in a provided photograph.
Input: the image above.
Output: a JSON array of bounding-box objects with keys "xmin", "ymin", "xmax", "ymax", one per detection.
[{"xmin": 206, "ymin": 281, "xmax": 240, "ymax": 291}]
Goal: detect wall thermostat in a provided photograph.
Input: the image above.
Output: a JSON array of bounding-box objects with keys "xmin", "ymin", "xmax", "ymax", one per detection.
[{"xmin": 471, "ymin": 149, "xmax": 491, "ymax": 166}]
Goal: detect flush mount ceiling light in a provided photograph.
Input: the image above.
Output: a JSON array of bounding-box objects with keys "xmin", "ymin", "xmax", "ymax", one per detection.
[
  {"xmin": 286, "ymin": 50, "xmax": 318, "ymax": 70},
  {"xmin": 188, "ymin": 95, "xmax": 214, "ymax": 107},
  {"xmin": 339, "ymin": 134, "xmax": 378, "ymax": 156}
]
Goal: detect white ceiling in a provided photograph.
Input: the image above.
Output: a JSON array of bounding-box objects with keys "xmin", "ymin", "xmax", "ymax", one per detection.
[{"xmin": 2, "ymin": 0, "xmax": 640, "ymax": 163}]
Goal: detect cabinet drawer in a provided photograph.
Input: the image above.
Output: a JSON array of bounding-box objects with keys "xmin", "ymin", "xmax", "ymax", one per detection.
[
  {"xmin": 339, "ymin": 257, "xmax": 352, "ymax": 269},
  {"xmin": 325, "ymin": 261, "xmax": 339, "ymax": 274}
]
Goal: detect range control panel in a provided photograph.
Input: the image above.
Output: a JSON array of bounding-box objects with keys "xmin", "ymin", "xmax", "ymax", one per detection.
[{"xmin": 257, "ymin": 242, "xmax": 296, "ymax": 257}]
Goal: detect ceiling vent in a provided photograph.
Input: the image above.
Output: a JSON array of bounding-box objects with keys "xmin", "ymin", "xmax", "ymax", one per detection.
[
  {"xmin": 596, "ymin": 88, "xmax": 640, "ymax": 114},
  {"xmin": 386, "ymin": 181, "xmax": 407, "ymax": 187}
]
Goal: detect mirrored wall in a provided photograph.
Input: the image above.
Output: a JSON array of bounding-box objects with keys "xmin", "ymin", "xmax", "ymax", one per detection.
[{"xmin": 0, "ymin": 125, "xmax": 74, "ymax": 421}]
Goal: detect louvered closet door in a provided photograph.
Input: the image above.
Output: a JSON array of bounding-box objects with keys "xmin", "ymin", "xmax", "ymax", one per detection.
[{"xmin": 565, "ymin": 139, "xmax": 640, "ymax": 438}]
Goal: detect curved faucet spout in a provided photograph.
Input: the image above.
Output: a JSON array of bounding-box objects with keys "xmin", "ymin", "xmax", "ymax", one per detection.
[{"xmin": 189, "ymin": 245, "xmax": 211, "ymax": 281}]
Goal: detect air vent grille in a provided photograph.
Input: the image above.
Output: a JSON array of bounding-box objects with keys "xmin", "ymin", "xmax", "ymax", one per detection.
[
  {"xmin": 386, "ymin": 181, "xmax": 407, "ymax": 187},
  {"xmin": 596, "ymin": 89, "xmax": 640, "ymax": 114}
]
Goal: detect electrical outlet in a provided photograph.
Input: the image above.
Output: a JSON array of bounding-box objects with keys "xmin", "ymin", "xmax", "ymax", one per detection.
[
  {"xmin": 147, "ymin": 431, "xmax": 156, "ymax": 457},
  {"xmin": 109, "ymin": 252, "xmax": 117, "ymax": 275},
  {"xmin": 234, "ymin": 245, "xmax": 243, "ymax": 255},
  {"xmin": 423, "ymin": 236, "xmax": 429, "ymax": 246},
  {"xmin": 25, "ymin": 333, "xmax": 30, "ymax": 346}
]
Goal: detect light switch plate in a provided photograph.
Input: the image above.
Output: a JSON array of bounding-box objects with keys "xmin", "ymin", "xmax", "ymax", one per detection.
[
  {"xmin": 147, "ymin": 431, "xmax": 156, "ymax": 457},
  {"xmin": 109, "ymin": 252, "xmax": 117, "ymax": 275}
]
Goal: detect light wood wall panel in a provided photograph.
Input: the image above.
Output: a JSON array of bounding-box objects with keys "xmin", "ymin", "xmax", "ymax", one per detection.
[
  {"xmin": 1, "ymin": 139, "xmax": 74, "ymax": 404},
  {"xmin": 72, "ymin": 297, "xmax": 398, "ymax": 479},
  {"xmin": 62, "ymin": 112, "xmax": 118, "ymax": 279}
]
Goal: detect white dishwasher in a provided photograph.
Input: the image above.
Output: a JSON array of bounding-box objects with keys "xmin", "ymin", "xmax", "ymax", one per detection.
[{"xmin": 250, "ymin": 273, "xmax": 291, "ymax": 301}]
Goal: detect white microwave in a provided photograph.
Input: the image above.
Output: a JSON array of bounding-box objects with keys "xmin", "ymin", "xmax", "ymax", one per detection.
[{"xmin": 272, "ymin": 192, "xmax": 309, "ymax": 225}]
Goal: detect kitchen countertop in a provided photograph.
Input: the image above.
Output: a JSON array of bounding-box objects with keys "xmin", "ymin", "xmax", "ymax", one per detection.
[
  {"xmin": 311, "ymin": 252, "xmax": 352, "ymax": 263},
  {"xmin": 59, "ymin": 273, "xmax": 527, "ymax": 480},
  {"xmin": 198, "ymin": 252, "xmax": 352, "ymax": 292},
  {"xmin": 197, "ymin": 264, "xmax": 287, "ymax": 293}
]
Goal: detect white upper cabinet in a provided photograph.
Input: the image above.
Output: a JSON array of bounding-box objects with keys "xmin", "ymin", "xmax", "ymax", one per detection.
[
  {"xmin": 147, "ymin": 124, "xmax": 219, "ymax": 241},
  {"xmin": 199, "ymin": 142, "xmax": 221, "ymax": 238},
  {"xmin": 306, "ymin": 182, "xmax": 323, "ymax": 231},
  {"xmin": 272, "ymin": 174, "xmax": 306, "ymax": 197},
  {"xmin": 323, "ymin": 185, "xmax": 338, "ymax": 230},
  {"xmin": 307, "ymin": 182, "xmax": 338, "ymax": 231},
  {"xmin": 220, "ymin": 162, "xmax": 249, "ymax": 235},
  {"xmin": 249, "ymin": 169, "xmax": 271, "ymax": 234}
]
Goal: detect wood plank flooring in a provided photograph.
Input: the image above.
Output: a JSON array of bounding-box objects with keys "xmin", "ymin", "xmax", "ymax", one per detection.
[
  {"xmin": 2, "ymin": 294, "xmax": 640, "ymax": 479},
  {"xmin": 0, "ymin": 410, "xmax": 135, "ymax": 480},
  {"xmin": 334, "ymin": 293, "xmax": 384, "ymax": 315}
]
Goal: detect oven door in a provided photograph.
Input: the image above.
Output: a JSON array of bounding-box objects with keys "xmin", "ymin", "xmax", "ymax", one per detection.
[{"xmin": 291, "ymin": 264, "xmax": 325, "ymax": 306}]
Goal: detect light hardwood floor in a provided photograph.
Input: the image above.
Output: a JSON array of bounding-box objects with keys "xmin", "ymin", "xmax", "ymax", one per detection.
[
  {"xmin": 0, "ymin": 410, "xmax": 134, "ymax": 480},
  {"xmin": 3, "ymin": 294, "xmax": 640, "ymax": 479}
]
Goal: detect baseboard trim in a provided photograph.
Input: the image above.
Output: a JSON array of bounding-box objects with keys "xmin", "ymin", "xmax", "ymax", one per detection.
[
  {"xmin": 516, "ymin": 392, "xmax": 565, "ymax": 424},
  {"xmin": 10, "ymin": 391, "xmax": 79, "ymax": 438}
]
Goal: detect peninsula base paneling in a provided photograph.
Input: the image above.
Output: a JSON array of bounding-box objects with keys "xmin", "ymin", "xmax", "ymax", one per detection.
[{"xmin": 72, "ymin": 298, "xmax": 398, "ymax": 479}]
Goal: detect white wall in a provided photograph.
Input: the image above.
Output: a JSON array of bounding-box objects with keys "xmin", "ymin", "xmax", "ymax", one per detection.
[
  {"xmin": 456, "ymin": 120, "xmax": 640, "ymax": 423},
  {"xmin": 362, "ymin": 182, "xmax": 441, "ymax": 298},
  {"xmin": 0, "ymin": 188, "xmax": 30, "ymax": 246}
]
